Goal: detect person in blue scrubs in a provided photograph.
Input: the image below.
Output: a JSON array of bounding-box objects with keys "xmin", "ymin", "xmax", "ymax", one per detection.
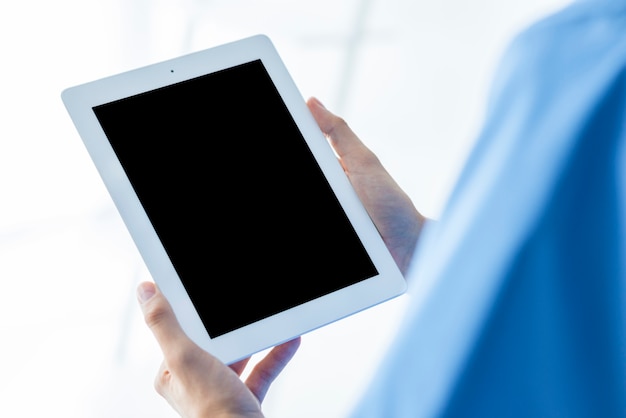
[{"xmin": 136, "ymin": 0, "xmax": 626, "ymax": 416}]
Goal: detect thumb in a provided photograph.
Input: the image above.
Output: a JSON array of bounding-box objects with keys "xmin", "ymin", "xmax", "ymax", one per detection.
[{"xmin": 137, "ymin": 281, "xmax": 192, "ymax": 357}]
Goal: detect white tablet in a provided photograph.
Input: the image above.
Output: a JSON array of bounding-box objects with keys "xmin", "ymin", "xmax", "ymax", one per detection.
[{"xmin": 61, "ymin": 34, "xmax": 406, "ymax": 365}]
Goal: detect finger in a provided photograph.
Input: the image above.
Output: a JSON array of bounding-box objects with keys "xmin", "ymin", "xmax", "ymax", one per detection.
[
  {"xmin": 245, "ymin": 337, "xmax": 301, "ymax": 402},
  {"xmin": 306, "ymin": 97, "xmax": 373, "ymax": 167},
  {"xmin": 154, "ymin": 360, "xmax": 171, "ymax": 397},
  {"xmin": 229, "ymin": 357, "xmax": 251, "ymax": 376},
  {"xmin": 137, "ymin": 281, "xmax": 191, "ymax": 358}
]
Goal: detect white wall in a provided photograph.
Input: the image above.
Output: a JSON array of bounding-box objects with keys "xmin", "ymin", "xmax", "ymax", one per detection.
[{"xmin": 0, "ymin": 0, "xmax": 569, "ymax": 416}]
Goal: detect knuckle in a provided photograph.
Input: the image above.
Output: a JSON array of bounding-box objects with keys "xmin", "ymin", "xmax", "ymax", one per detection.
[
  {"xmin": 360, "ymin": 150, "xmax": 381, "ymax": 167},
  {"xmin": 154, "ymin": 369, "xmax": 168, "ymax": 396},
  {"xmin": 328, "ymin": 114, "xmax": 348, "ymax": 135},
  {"xmin": 153, "ymin": 375, "xmax": 163, "ymax": 395},
  {"xmin": 143, "ymin": 302, "xmax": 171, "ymax": 329}
]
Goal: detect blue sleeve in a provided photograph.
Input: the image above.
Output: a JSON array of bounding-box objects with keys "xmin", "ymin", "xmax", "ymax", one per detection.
[{"xmin": 349, "ymin": 1, "xmax": 626, "ymax": 417}]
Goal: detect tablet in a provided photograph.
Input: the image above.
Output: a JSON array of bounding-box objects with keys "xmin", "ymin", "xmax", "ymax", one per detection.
[{"xmin": 61, "ymin": 34, "xmax": 406, "ymax": 365}]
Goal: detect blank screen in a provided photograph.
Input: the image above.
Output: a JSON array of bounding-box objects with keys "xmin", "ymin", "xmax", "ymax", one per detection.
[{"xmin": 93, "ymin": 59, "xmax": 378, "ymax": 337}]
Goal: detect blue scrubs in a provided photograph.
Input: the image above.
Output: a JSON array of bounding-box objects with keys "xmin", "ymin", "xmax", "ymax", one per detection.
[{"xmin": 351, "ymin": 0, "xmax": 626, "ymax": 416}]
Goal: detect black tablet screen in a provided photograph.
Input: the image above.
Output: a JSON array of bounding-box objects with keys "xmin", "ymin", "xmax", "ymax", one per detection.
[{"xmin": 93, "ymin": 59, "xmax": 378, "ymax": 337}]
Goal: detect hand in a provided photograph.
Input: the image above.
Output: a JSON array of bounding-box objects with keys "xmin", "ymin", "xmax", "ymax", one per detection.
[
  {"xmin": 306, "ymin": 97, "xmax": 426, "ymax": 275},
  {"xmin": 137, "ymin": 281, "xmax": 301, "ymax": 418}
]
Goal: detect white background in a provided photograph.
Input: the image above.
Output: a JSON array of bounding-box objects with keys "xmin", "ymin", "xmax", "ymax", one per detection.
[{"xmin": 0, "ymin": 0, "xmax": 568, "ymax": 416}]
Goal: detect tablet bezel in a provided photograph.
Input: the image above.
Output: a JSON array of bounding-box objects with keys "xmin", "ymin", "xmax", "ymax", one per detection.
[{"xmin": 61, "ymin": 34, "xmax": 406, "ymax": 364}]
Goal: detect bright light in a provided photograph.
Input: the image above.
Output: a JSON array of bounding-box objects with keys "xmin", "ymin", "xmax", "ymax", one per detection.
[{"xmin": 0, "ymin": 0, "xmax": 569, "ymax": 416}]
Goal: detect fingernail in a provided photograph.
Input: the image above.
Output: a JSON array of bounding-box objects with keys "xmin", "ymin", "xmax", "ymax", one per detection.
[
  {"xmin": 310, "ymin": 96, "xmax": 326, "ymax": 109},
  {"xmin": 137, "ymin": 282, "xmax": 156, "ymax": 303}
]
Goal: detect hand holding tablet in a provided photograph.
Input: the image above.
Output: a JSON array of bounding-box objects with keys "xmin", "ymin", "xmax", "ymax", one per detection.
[{"xmin": 62, "ymin": 34, "xmax": 407, "ymax": 365}]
